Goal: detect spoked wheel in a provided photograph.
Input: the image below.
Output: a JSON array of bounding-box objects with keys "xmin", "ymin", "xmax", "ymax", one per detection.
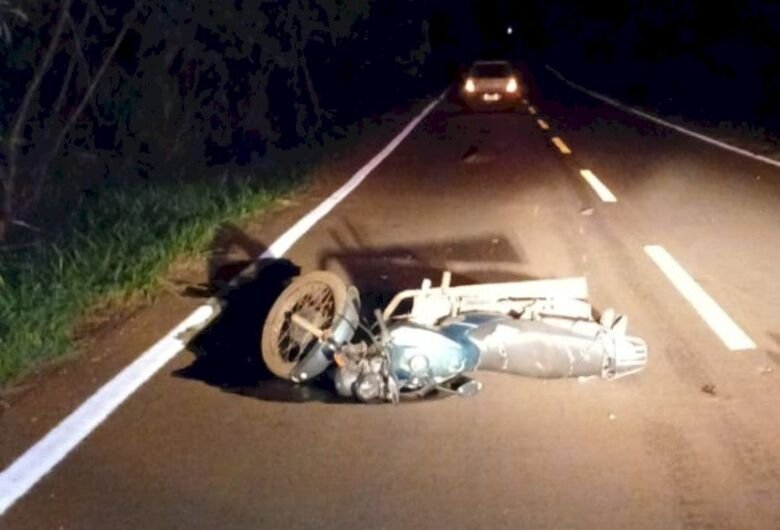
[{"xmin": 261, "ymin": 272, "xmax": 349, "ymax": 380}]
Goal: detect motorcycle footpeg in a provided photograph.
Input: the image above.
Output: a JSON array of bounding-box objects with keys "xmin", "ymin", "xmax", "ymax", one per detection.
[{"xmin": 437, "ymin": 375, "xmax": 482, "ymax": 398}]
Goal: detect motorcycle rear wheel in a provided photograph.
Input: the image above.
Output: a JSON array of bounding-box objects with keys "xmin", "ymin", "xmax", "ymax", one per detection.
[{"xmin": 261, "ymin": 271, "xmax": 349, "ymax": 380}]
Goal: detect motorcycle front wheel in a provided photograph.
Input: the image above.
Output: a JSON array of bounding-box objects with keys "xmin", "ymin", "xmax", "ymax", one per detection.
[{"xmin": 261, "ymin": 271, "xmax": 349, "ymax": 380}]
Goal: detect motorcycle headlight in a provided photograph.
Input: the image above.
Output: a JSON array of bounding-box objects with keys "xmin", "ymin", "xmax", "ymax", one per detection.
[
  {"xmin": 409, "ymin": 354, "xmax": 430, "ymax": 374},
  {"xmin": 506, "ymin": 77, "xmax": 518, "ymax": 93},
  {"xmin": 465, "ymin": 78, "xmax": 476, "ymax": 93}
]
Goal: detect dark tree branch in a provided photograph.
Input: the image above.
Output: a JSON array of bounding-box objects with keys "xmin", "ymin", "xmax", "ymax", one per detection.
[
  {"xmin": 46, "ymin": 3, "xmax": 140, "ymax": 168},
  {"xmin": 86, "ymin": 0, "xmax": 110, "ymax": 31},
  {"xmin": 51, "ymin": 57, "xmax": 76, "ymax": 120},
  {"xmin": 47, "ymin": 9, "xmax": 91, "ymax": 138},
  {"xmin": 1, "ymin": 0, "xmax": 72, "ymax": 240},
  {"xmin": 65, "ymin": 11, "xmax": 92, "ymax": 80}
]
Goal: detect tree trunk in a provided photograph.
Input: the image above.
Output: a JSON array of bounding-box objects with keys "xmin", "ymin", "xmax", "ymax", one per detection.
[
  {"xmin": 43, "ymin": 9, "xmax": 136, "ymax": 172},
  {"xmin": 0, "ymin": 0, "xmax": 72, "ymax": 241},
  {"xmin": 298, "ymin": 47, "xmax": 322, "ymax": 133},
  {"xmin": 289, "ymin": 0, "xmax": 322, "ymax": 136},
  {"xmin": 0, "ymin": 165, "xmax": 11, "ymax": 242}
]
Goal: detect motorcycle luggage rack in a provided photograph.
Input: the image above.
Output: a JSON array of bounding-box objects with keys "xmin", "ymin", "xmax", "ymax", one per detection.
[{"xmin": 382, "ymin": 272, "xmax": 591, "ymax": 325}]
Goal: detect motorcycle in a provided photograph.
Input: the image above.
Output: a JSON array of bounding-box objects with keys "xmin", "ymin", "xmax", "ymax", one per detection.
[{"xmin": 261, "ymin": 270, "xmax": 647, "ymax": 403}]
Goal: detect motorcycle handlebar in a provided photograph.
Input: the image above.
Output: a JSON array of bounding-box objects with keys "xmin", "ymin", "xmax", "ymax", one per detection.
[{"xmin": 291, "ymin": 313, "xmax": 325, "ymax": 339}]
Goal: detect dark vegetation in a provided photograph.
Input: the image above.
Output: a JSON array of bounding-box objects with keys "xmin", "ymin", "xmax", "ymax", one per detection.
[
  {"xmin": 0, "ymin": 0, "xmax": 460, "ymax": 385},
  {"xmin": 0, "ymin": 1, "xmax": 453, "ymax": 240},
  {"xmin": 509, "ymin": 0, "xmax": 780, "ymax": 140}
]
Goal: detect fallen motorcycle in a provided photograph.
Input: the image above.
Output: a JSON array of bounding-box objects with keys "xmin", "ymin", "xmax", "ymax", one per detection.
[{"xmin": 261, "ymin": 271, "xmax": 647, "ymax": 403}]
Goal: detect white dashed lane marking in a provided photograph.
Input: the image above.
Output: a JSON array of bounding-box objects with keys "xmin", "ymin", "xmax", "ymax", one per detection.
[
  {"xmin": 644, "ymin": 245, "xmax": 756, "ymax": 351},
  {"xmin": 537, "ymin": 119, "xmax": 549, "ymax": 130},
  {"xmin": 579, "ymin": 169, "xmax": 617, "ymax": 203}
]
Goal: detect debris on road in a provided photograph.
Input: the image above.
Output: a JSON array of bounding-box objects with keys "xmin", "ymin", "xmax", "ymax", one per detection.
[
  {"xmin": 462, "ymin": 145, "xmax": 479, "ymax": 163},
  {"xmin": 701, "ymin": 383, "xmax": 717, "ymax": 396},
  {"xmin": 461, "ymin": 145, "xmax": 493, "ymax": 164}
]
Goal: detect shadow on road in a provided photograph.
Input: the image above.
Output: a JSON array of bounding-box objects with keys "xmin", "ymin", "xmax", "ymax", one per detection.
[
  {"xmin": 181, "ymin": 222, "xmax": 268, "ymax": 297},
  {"xmin": 176, "ymin": 255, "xmax": 352, "ymax": 403},
  {"xmin": 319, "ymin": 225, "xmax": 534, "ymax": 319},
  {"xmin": 175, "ymin": 257, "xmax": 295, "ymax": 382},
  {"xmin": 175, "ymin": 225, "xmax": 535, "ymax": 404},
  {"xmin": 174, "ymin": 223, "xmax": 352, "ymax": 403},
  {"xmin": 767, "ymin": 332, "xmax": 780, "ymax": 366}
]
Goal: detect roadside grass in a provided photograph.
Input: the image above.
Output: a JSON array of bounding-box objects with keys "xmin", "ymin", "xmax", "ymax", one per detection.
[
  {"xmin": 0, "ymin": 167, "xmax": 305, "ymax": 388},
  {"xmin": 0, "ymin": 91, "xmax": 438, "ymax": 390}
]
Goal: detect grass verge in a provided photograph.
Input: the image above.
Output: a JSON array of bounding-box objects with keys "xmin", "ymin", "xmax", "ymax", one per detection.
[
  {"xmin": 0, "ymin": 91, "xmax": 438, "ymax": 390},
  {"xmin": 0, "ymin": 167, "xmax": 305, "ymax": 388}
]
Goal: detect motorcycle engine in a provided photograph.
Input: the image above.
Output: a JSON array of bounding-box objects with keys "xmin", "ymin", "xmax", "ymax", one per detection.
[{"xmin": 333, "ymin": 350, "xmax": 399, "ymax": 403}]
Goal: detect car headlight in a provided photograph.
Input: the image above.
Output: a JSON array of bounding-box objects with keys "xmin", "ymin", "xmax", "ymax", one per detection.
[
  {"xmin": 465, "ymin": 78, "xmax": 475, "ymax": 93},
  {"xmin": 506, "ymin": 77, "xmax": 518, "ymax": 93}
]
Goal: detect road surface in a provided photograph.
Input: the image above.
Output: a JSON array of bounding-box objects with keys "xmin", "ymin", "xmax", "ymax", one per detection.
[{"xmin": 2, "ymin": 67, "xmax": 780, "ymax": 530}]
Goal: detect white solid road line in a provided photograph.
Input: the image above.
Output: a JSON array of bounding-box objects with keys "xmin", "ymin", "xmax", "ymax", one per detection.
[
  {"xmin": 644, "ymin": 245, "xmax": 756, "ymax": 351},
  {"xmin": 0, "ymin": 92, "xmax": 447, "ymax": 517},
  {"xmin": 551, "ymin": 136, "xmax": 572, "ymax": 155},
  {"xmin": 546, "ymin": 65, "xmax": 780, "ymax": 170},
  {"xmin": 537, "ymin": 119, "xmax": 550, "ymax": 130},
  {"xmin": 579, "ymin": 169, "xmax": 617, "ymax": 203}
]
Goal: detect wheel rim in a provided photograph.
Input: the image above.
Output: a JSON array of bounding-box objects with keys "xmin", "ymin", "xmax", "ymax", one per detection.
[{"xmin": 277, "ymin": 282, "xmax": 336, "ymax": 365}]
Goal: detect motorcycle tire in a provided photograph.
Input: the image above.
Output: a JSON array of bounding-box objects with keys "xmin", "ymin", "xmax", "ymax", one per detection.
[{"xmin": 261, "ymin": 271, "xmax": 349, "ymax": 380}]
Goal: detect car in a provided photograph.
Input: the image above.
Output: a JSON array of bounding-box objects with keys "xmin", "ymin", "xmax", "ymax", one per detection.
[{"xmin": 460, "ymin": 60, "xmax": 524, "ymax": 111}]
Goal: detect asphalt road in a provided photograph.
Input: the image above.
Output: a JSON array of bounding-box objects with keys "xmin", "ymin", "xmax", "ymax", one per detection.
[{"xmin": 3, "ymin": 67, "xmax": 780, "ymax": 529}]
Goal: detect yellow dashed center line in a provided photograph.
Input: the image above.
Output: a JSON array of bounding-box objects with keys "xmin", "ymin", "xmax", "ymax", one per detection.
[{"xmin": 551, "ymin": 136, "xmax": 572, "ymax": 154}]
